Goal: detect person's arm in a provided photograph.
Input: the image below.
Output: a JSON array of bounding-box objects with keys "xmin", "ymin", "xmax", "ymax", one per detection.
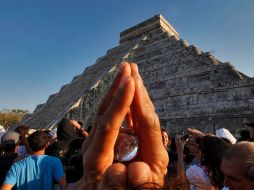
[
  {"xmin": 78, "ymin": 128, "xmax": 89, "ymax": 137},
  {"xmin": 0, "ymin": 184, "xmax": 13, "ymax": 190},
  {"xmin": 53, "ymin": 158, "xmax": 66, "ymax": 190},
  {"xmin": 2, "ymin": 164, "xmax": 17, "ymax": 190},
  {"xmin": 175, "ymin": 135, "xmax": 186, "ymax": 180},
  {"xmin": 69, "ymin": 120, "xmax": 89, "ymax": 137},
  {"xmin": 187, "ymin": 128, "xmax": 205, "ymax": 138},
  {"xmin": 56, "ymin": 176, "xmax": 66, "ymax": 190}
]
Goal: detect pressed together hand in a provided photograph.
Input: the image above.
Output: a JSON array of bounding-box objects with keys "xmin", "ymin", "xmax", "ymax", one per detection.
[{"xmin": 76, "ymin": 62, "xmax": 168, "ymax": 190}]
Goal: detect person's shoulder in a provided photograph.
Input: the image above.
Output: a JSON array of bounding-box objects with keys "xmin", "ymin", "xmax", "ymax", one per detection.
[
  {"xmin": 8, "ymin": 155, "xmax": 30, "ymax": 169},
  {"xmin": 46, "ymin": 141, "xmax": 69, "ymax": 155},
  {"xmin": 186, "ymin": 164, "xmax": 210, "ymax": 183},
  {"xmin": 186, "ymin": 164, "xmax": 202, "ymax": 171},
  {"xmin": 52, "ymin": 140, "xmax": 70, "ymax": 150},
  {"xmin": 186, "ymin": 164, "xmax": 204, "ymax": 177},
  {"xmin": 44, "ymin": 155, "xmax": 62, "ymax": 162},
  {"xmin": 44, "ymin": 155, "xmax": 64, "ymax": 169},
  {"xmin": 14, "ymin": 154, "xmax": 28, "ymax": 163}
]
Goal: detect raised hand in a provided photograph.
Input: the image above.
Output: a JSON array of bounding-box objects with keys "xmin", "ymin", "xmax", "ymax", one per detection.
[{"xmin": 77, "ymin": 62, "xmax": 168, "ymax": 190}]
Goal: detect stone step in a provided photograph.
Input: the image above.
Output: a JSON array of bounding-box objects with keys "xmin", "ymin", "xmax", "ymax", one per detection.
[
  {"xmin": 33, "ymin": 104, "xmax": 45, "ymax": 114},
  {"xmin": 23, "ymin": 35, "xmax": 141, "ymax": 129},
  {"xmin": 46, "ymin": 93, "xmax": 59, "ymax": 103},
  {"xmin": 71, "ymin": 74, "xmax": 82, "ymax": 83}
]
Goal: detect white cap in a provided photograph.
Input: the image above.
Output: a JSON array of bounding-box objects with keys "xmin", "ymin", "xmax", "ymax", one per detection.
[
  {"xmin": 0, "ymin": 125, "xmax": 6, "ymax": 140},
  {"xmin": 216, "ymin": 128, "xmax": 236, "ymax": 144},
  {"xmin": 0, "ymin": 125, "xmax": 5, "ymax": 132}
]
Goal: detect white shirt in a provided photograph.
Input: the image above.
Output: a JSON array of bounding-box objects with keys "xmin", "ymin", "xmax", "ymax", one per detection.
[{"xmin": 186, "ymin": 164, "xmax": 211, "ymax": 190}]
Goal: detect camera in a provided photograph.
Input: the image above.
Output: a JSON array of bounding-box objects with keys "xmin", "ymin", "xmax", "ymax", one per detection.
[{"xmin": 181, "ymin": 133, "xmax": 189, "ymax": 141}]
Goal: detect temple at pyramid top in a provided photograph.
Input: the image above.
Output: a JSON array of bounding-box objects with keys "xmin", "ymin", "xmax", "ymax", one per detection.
[
  {"xmin": 120, "ymin": 14, "xmax": 179, "ymax": 44},
  {"xmin": 21, "ymin": 14, "xmax": 254, "ymax": 135}
]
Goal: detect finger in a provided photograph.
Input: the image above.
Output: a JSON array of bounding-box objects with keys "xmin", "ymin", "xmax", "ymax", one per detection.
[
  {"xmin": 97, "ymin": 62, "xmax": 131, "ymax": 115},
  {"xmin": 130, "ymin": 64, "xmax": 154, "ymax": 111},
  {"xmin": 99, "ymin": 163, "xmax": 127, "ymax": 190},
  {"xmin": 175, "ymin": 135, "xmax": 181, "ymax": 146},
  {"xmin": 130, "ymin": 63, "xmax": 164, "ymax": 149},
  {"xmin": 130, "ymin": 63, "xmax": 155, "ymax": 120},
  {"xmin": 91, "ymin": 75, "xmax": 135, "ymax": 156},
  {"xmin": 130, "ymin": 63, "xmax": 168, "ymax": 176},
  {"xmin": 127, "ymin": 162, "xmax": 153, "ymax": 188},
  {"xmin": 83, "ymin": 76, "xmax": 135, "ymax": 184},
  {"xmin": 84, "ymin": 62, "xmax": 132, "ymax": 150},
  {"xmin": 125, "ymin": 108, "xmax": 133, "ymax": 129},
  {"xmin": 69, "ymin": 120, "xmax": 80, "ymax": 128}
]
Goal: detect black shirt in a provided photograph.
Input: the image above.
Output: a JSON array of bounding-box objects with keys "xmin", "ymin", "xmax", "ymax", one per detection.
[
  {"xmin": 46, "ymin": 138, "xmax": 84, "ymax": 183},
  {"xmin": 0, "ymin": 153, "xmax": 18, "ymax": 186}
]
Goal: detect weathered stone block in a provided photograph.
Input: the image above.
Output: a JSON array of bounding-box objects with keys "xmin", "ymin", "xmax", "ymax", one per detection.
[{"xmin": 22, "ymin": 15, "xmax": 254, "ymax": 136}]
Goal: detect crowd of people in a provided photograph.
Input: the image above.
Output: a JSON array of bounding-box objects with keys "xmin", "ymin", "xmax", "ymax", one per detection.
[
  {"xmin": 0, "ymin": 118, "xmax": 89, "ymax": 190},
  {"xmin": 0, "ymin": 62, "xmax": 254, "ymax": 190}
]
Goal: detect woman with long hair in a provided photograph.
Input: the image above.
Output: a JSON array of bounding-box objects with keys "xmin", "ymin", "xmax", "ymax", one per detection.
[
  {"xmin": 198, "ymin": 135, "xmax": 228, "ymax": 189},
  {"xmin": 176, "ymin": 135, "xmax": 228, "ymax": 190}
]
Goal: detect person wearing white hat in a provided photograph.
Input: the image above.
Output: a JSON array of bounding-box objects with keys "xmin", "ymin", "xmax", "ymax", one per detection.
[
  {"xmin": 0, "ymin": 125, "xmax": 6, "ymax": 140},
  {"xmin": 216, "ymin": 128, "xmax": 237, "ymax": 144}
]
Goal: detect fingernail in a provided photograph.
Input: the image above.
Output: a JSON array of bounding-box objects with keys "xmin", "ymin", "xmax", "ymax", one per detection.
[
  {"xmin": 133, "ymin": 64, "xmax": 139, "ymax": 73},
  {"xmin": 119, "ymin": 62, "xmax": 127, "ymax": 73},
  {"xmin": 120, "ymin": 76, "xmax": 131, "ymax": 89}
]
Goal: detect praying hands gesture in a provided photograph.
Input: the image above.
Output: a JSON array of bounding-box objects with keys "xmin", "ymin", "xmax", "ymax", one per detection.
[{"xmin": 70, "ymin": 62, "xmax": 168, "ymax": 190}]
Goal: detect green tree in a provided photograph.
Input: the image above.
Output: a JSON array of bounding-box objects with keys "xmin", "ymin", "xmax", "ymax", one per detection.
[{"xmin": 0, "ymin": 111, "xmax": 27, "ymax": 129}]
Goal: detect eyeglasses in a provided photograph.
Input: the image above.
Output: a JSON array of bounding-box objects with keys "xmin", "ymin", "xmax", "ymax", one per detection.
[{"xmin": 187, "ymin": 141, "xmax": 198, "ymax": 146}]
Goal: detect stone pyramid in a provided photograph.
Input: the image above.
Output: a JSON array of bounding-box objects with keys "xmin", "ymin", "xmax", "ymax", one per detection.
[{"xmin": 22, "ymin": 15, "xmax": 254, "ymax": 134}]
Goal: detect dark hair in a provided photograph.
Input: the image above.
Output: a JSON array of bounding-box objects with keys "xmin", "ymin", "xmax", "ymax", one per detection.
[
  {"xmin": 220, "ymin": 137, "xmax": 232, "ymax": 144},
  {"xmin": 192, "ymin": 136, "xmax": 201, "ymax": 144},
  {"xmin": 161, "ymin": 128, "xmax": 170, "ymax": 137},
  {"xmin": 161, "ymin": 128, "xmax": 171, "ymax": 147},
  {"xmin": 86, "ymin": 125, "xmax": 93, "ymax": 133},
  {"xmin": 78, "ymin": 121, "xmax": 83, "ymax": 127},
  {"xmin": 238, "ymin": 129, "xmax": 250, "ymax": 142},
  {"xmin": 199, "ymin": 135, "xmax": 228, "ymax": 189},
  {"xmin": 169, "ymin": 137, "xmax": 178, "ymax": 163},
  {"xmin": 43, "ymin": 129, "xmax": 52, "ymax": 139},
  {"xmin": 15, "ymin": 125, "xmax": 29, "ymax": 136},
  {"xmin": 57, "ymin": 118, "xmax": 80, "ymax": 140},
  {"xmin": 28, "ymin": 131, "xmax": 48, "ymax": 152},
  {"xmin": 2, "ymin": 143, "xmax": 16, "ymax": 152}
]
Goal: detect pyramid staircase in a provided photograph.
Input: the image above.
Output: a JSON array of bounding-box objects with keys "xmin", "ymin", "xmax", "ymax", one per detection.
[{"xmin": 23, "ymin": 15, "xmax": 254, "ymax": 133}]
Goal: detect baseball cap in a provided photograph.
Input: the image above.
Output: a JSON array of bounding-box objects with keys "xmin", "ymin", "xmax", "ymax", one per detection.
[{"xmin": 1, "ymin": 131, "xmax": 20, "ymax": 146}]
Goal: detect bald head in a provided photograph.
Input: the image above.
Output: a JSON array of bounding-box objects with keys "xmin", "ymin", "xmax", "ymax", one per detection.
[
  {"xmin": 223, "ymin": 142, "xmax": 254, "ymax": 180},
  {"xmin": 224, "ymin": 142, "xmax": 254, "ymax": 160}
]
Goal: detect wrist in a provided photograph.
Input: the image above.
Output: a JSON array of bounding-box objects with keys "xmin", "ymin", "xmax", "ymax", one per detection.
[{"xmin": 178, "ymin": 152, "xmax": 184, "ymax": 158}]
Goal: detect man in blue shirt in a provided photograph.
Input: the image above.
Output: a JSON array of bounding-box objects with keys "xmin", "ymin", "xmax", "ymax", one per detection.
[{"xmin": 1, "ymin": 131, "xmax": 66, "ymax": 190}]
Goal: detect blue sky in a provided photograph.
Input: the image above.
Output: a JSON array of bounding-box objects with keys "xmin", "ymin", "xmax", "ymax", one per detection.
[{"xmin": 0, "ymin": 0, "xmax": 253, "ymax": 112}]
